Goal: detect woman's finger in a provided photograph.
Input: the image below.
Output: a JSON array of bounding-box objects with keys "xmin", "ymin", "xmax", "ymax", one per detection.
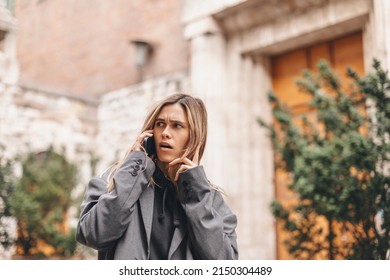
[
  {"xmin": 182, "ymin": 157, "xmax": 197, "ymax": 167},
  {"xmin": 169, "ymin": 157, "xmax": 183, "ymax": 166},
  {"xmin": 169, "ymin": 157, "xmax": 197, "ymax": 167},
  {"xmin": 131, "ymin": 130, "xmax": 154, "ymax": 152},
  {"xmin": 174, "ymin": 164, "xmax": 192, "ymax": 181},
  {"xmin": 136, "ymin": 130, "xmax": 153, "ymax": 143}
]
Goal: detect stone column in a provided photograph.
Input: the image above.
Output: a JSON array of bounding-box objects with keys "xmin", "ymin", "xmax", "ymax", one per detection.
[
  {"xmin": 183, "ymin": 17, "xmax": 228, "ymax": 185},
  {"xmin": 365, "ymin": 0, "xmax": 390, "ymax": 70}
]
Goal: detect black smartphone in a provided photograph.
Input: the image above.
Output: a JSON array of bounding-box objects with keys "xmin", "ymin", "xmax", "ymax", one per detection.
[{"xmin": 143, "ymin": 136, "xmax": 156, "ymax": 157}]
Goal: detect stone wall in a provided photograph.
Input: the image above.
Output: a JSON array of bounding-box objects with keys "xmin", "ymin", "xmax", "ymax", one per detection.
[
  {"xmin": 0, "ymin": 84, "xmax": 97, "ymax": 161},
  {"xmin": 0, "ymin": 81, "xmax": 98, "ymax": 258}
]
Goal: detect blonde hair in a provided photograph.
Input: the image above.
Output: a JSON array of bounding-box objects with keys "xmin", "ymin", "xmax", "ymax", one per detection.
[{"xmin": 107, "ymin": 93, "xmax": 208, "ymax": 192}]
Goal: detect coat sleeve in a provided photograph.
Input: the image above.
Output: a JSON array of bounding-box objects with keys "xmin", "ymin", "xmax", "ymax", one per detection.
[
  {"xmin": 177, "ymin": 166, "xmax": 239, "ymax": 260},
  {"xmin": 76, "ymin": 151, "xmax": 155, "ymax": 251}
]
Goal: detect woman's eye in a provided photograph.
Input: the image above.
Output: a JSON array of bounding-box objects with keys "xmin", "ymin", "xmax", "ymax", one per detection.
[
  {"xmin": 156, "ymin": 121, "xmax": 164, "ymax": 127},
  {"xmin": 174, "ymin": 123, "xmax": 183, "ymax": 128}
]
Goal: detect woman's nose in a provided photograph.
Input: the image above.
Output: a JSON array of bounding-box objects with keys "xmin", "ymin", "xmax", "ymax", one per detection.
[{"xmin": 162, "ymin": 126, "xmax": 171, "ymax": 138}]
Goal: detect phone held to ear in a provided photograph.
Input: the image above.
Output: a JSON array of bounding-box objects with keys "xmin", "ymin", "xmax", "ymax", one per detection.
[{"xmin": 143, "ymin": 137, "xmax": 156, "ymax": 157}]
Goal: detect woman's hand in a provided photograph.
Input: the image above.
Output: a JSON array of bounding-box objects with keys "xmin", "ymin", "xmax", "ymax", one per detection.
[
  {"xmin": 168, "ymin": 146, "xmax": 200, "ymax": 182},
  {"xmin": 126, "ymin": 130, "xmax": 153, "ymax": 155}
]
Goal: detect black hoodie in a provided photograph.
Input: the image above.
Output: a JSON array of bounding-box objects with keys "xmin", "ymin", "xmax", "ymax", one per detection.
[{"xmin": 149, "ymin": 167, "xmax": 183, "ymax": 260}]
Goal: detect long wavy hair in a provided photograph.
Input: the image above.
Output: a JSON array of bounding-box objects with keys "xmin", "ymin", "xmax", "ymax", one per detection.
[{"xmin": 106, "ymin": 93, "xmax": 208, "ymax": 192}]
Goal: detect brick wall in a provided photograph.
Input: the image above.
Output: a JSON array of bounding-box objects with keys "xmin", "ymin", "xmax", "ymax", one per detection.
[{"xmin": 15, "ymin": 0, "xmax": 188, "ymax": 98}]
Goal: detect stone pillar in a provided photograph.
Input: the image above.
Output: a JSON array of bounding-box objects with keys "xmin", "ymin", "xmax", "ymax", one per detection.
[
  {"xmin": 184, "ymin": 17, "xmax": 228, "ymax": 185},
  {"xmin": 365, "ymin": 0, "xmax": 390, "ymax": 70}
]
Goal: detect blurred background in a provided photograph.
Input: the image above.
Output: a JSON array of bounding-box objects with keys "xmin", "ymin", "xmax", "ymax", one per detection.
[{"xmin": 0, "ymin": 0, "xmax": 389, "ymax": 259}]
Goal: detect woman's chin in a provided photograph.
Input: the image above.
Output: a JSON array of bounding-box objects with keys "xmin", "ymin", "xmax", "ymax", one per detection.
[
  {"xmin": 157, "ymin": 148, "xmax": 184, "ymax": 163},
  {"xmin": 156, "ymin": 153, "xmax": 175, "ymax": 163}
]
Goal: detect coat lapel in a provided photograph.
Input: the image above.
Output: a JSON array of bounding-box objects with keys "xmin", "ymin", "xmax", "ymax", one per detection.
[
  {"xmin": 139, "ymin": 185, "xmax": 154, "ymax": 251},
  {"xmin": 167, "ymin": 209, "xmax": 188, "ymax": 259}
]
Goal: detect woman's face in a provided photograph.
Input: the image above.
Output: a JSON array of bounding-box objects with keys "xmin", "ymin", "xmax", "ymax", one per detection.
[{"xmin": 153, "ymin": 103, "xmax": 190, "ymax": 163}]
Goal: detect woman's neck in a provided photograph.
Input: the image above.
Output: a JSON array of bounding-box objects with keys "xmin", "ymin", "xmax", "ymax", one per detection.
[{"xmin": 156, "ymin": 160, "xmax": 170, "ymax": 178}]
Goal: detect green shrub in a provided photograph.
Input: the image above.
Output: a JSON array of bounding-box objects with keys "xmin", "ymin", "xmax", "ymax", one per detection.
[
  {"xmin": 259, "ymin": 59, "xmax": 389, "ymax": 259},
  {"xmin": 10, "ymin": 147, "xmax": 78, "ymax": 257}
]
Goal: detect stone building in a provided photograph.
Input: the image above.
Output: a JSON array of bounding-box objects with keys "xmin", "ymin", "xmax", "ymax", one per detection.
[
  {"xmin": 1, "ymin": 0, "xmax": 389, "ymax": 259},
  {"xmin": 181, "ymin": 0, "xmax": 390, "ymax": 259}
]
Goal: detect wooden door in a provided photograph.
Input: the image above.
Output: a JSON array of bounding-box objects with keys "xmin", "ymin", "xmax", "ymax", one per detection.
[{"xmin": 271, "ymin": 32, "xmax": 364, "ymax": 259}]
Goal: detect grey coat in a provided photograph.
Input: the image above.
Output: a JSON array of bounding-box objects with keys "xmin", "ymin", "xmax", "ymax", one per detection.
[{"xmin": 76, "ymin": 151, "xmax": 239, "ymax": 260}]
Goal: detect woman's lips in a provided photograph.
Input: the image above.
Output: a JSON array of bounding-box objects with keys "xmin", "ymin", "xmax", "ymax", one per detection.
[{"xmin": 159, "ymin": 142, "xmax": 173, "ymax": 151}]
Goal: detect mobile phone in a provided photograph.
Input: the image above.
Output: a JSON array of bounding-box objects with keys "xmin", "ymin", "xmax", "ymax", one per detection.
[{"xmin": 143, "ymin": 136, "xmax": 156, "ymax": 156}]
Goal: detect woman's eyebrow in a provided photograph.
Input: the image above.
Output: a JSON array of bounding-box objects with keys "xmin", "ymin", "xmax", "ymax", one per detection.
[
  {"xmin": 171, "ymin": 119, "xmax": 186, "ymax": 124},
  {"xmin": 156, "ymin": 117, "xmax": 187, "ymax": 124}
]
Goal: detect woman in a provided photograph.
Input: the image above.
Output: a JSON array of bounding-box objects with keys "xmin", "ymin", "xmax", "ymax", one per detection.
[{"xmin": 76, "ymin": 93, "xmax": 238, "ymax": 260}]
